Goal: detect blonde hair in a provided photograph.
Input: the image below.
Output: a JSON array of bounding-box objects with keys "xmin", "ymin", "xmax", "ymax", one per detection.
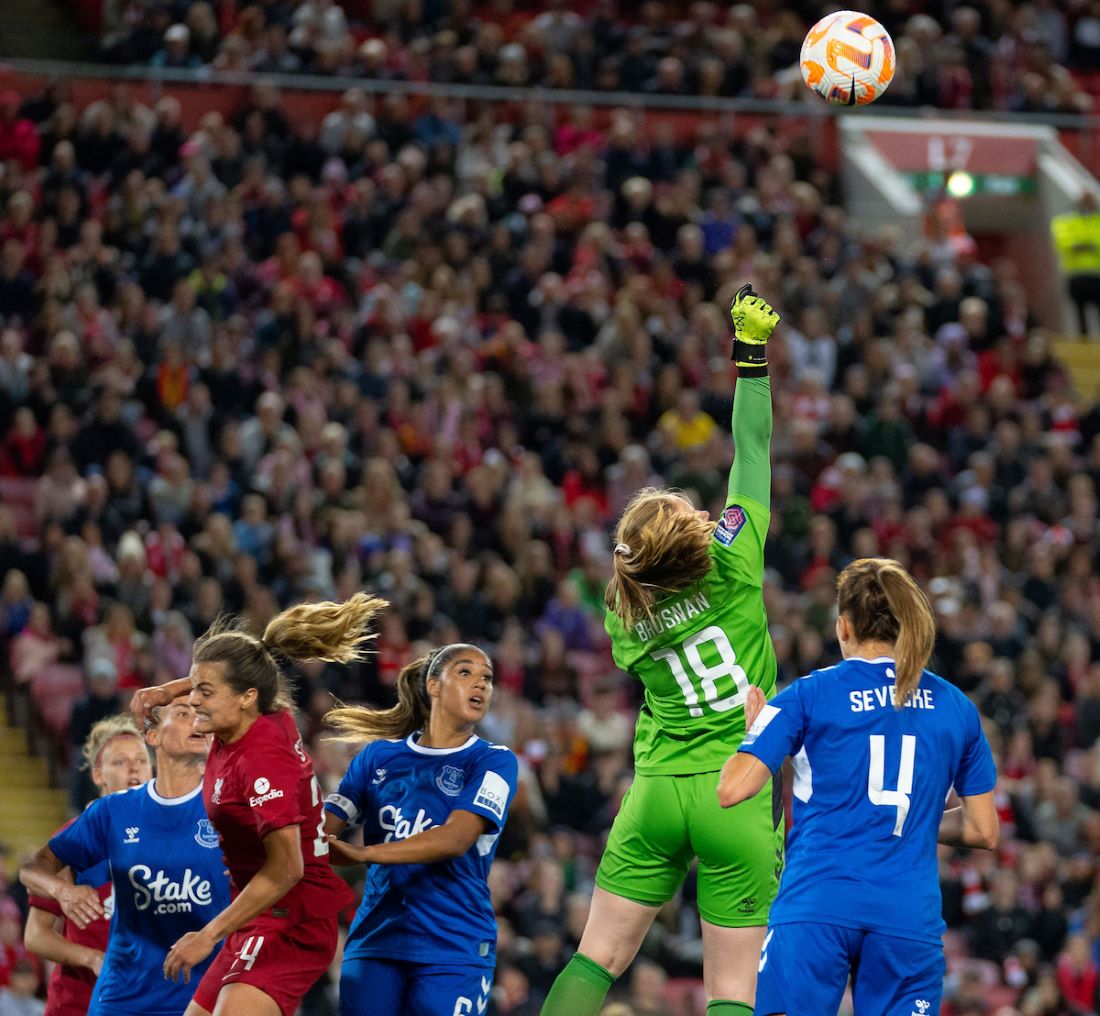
[
  {"xmin": 325, "ymin": 644, "xmax": 480, "ymax": 744},
  {"xmin": 604, "ymin": 488, "xmax": 714, "ymax": 629},
  {"xmin": 82, "ymin": 714, "xmax": 145, "ymax": 771},
  {"xmin": 193, "ymin": 592, "xmax": 388, "ymax": 713},
  {"xmin": 837, "ymin": 558, "xmax": 936, "ymax": 709}
]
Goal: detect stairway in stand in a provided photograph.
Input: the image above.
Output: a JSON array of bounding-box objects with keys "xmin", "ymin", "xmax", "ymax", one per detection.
[
  {"xmin": 1054, "ymin": 339, "xmax": 1100, "ymax": 404},
  {"xmin": 0, "ymin": 699, "xmax": 69, "ymax": 879}
]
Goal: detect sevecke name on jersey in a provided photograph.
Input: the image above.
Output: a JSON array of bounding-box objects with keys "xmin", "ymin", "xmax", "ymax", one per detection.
[{"xmin": 849, "ymin": 686, "xmax": 935, "ymax": 712}]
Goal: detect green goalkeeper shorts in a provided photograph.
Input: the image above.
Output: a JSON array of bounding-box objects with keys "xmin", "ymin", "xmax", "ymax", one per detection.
[{"xmin": 595, "ymin": 770, "xmax": 784, "ymax": 927}]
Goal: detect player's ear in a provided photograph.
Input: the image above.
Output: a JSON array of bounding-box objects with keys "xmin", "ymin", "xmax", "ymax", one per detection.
[
  {"xmin": 836, "ymin": 612, "xmax": 851, "ymax": 645},
  {"xmin": 240, "ymin": 687, "xmax": 259, "ymax": 711}
]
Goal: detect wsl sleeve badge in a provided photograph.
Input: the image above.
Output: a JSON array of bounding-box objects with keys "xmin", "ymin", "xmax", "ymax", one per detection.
[{"xmin": 714, "ymin": 505, "xmax": 747, "ymax": 546}]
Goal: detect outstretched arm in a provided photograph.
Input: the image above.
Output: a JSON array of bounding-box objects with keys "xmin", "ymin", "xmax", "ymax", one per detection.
[
  {"xmin": 727, "ymin": 285, "xmax": 778, "ymax": 510},
  {"xmin": 328, "ymin": 810, "xmax": 487, "ymax": 865},
  {"xmin": 728, "ymin": 377, "xmax": 773, "ymax": 509}
]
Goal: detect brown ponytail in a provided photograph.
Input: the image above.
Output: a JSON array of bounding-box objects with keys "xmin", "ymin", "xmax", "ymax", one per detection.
[
  {"xmin": 325, "ymin": 644, "xmax": 476, "ymax": 744},
  {"xmin": 837, "ymin": 558, "xmax": 935, "ymax": 709},
  {"xmin": 193, "ymin": 592, "xmax": 388, "ymax": 713},
  {"xmin": 605, "ymin": 488, "xmax": 714, "ymax": 629}
]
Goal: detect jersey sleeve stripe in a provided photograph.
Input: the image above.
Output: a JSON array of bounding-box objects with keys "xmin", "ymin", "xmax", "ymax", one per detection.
[{"xmin": 324, "ymin": 792, "xmax": 360, "ymax": 824}]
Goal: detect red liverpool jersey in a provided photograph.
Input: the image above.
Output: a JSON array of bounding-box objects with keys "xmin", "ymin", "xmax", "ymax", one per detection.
[
  {"xmin": 203, "ymin": 710, "xmax": 354, "ymax": 920},
  {"xmin": 29, "ymin": 819, "xmax": 112, "ymax": 1016}
]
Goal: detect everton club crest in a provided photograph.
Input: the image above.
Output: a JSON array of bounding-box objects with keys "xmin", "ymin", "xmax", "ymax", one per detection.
[
  {"xmin": 436, "ymin": 765, "xmax": 465, "ymax": 797},
  {"xmin": 195, "ymin": 818, "xmax": 220, "ymax": 848}
]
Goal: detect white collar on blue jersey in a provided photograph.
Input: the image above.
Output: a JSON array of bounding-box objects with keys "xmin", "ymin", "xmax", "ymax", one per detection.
[
  {"xmin": 405, "ymin": 732, "xmax": 478, "ymax": 756},
  {"xmin": 848, "ymin": 656, "xmax": 896, "ymax": 666},
  {"xmin": 146, "ymin": 779, "xmax": 204, "ymax": 806}
]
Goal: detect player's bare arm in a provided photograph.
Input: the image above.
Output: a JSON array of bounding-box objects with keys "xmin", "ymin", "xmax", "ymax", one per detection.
[
  {"xmin": 937, "ymin": 791, "xmax": 999, "ymax": 851},
  {"xmin": 163, "ymin": 824, "xmax": 304, "ymax": 984},
  {"xmin": 131, "ymin": 676, "xmax": 192, "ymax": 724},
  {"xmin": 717, "ymin": 753, "xmax": 772, "ymax": 809},
  {"xmin": 328, "ymin": 809, "xmax": 488, "ymax": 866},
  {"xmin": 24, "ymin": 906, "xmax": 104, "ymax": 976},
  {"xmin": 19, "ymin": 846, "xmax": 104, "ymax": 930}
]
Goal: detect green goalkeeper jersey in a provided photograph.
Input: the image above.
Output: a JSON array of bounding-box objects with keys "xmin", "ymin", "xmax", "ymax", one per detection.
[{"xmin": 605, "ymin": 376, "xmax": 776, "ymax": 776}]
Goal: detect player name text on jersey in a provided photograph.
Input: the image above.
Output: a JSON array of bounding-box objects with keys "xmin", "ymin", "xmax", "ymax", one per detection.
[
  {"xmin": 632, "ymin": 591, "xmax": 712, "ymax": 641},
  {"xmin": 849, "ymin": 687, "xmax": 935, "ymax": 712}
]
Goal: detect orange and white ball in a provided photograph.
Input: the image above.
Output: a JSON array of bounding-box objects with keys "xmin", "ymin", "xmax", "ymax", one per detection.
[{"xmin": 800, "ymin": 10, "xmax": 895, "ymax": 106}]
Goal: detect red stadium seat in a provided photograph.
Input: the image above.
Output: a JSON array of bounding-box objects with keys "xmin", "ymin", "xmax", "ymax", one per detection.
[
  {"xmin": 30, "ymin": 663, "xmax": 84, "ymax": 768},
  {"xmin": 0, "ymin": 476, "xmax": 39, "ymax": 544}
]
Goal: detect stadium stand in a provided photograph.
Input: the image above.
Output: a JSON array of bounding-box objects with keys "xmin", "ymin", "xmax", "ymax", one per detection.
[
  {"xmin": 0, "ymin": 1, "xmax": 1099, "ymax": 1014},
  {"xmin": 86, "ymin": 0, "xmax": 1099, "ymax": 115}
]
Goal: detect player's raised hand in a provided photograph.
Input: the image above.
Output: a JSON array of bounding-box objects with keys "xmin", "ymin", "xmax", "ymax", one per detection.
[
  {"xmin": 729, "ymin": 283, "xmax": 780, "ymax": 374},
  {"xmin": 744, "ymin": 684, "xmax": 767, "ymax": 732},
  {"xmin": 56, "ymin": 883, "xmax": 104, "ymax": 930},
  {"xmin": 130, "ymin": 681, "xmax": 180, "ymax": 726}
]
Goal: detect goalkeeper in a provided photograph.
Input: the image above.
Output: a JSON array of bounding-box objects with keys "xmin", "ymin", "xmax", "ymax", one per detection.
[{"xmin": 541, "ymin": 286, "xmax": 783, "ymax": 1016}]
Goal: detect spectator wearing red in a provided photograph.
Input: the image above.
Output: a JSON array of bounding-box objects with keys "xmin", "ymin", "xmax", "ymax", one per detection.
[
  {"xmin": 0, "ymin": 91, "xmax": 40, "ymax": 172},
  {"xmin": 1055, "ymin": 934, "xmax": 1098, "ymax": 1012},
  {"xmin": 0, "ymin": 408, "xmax": 46, "ymax": 478}
]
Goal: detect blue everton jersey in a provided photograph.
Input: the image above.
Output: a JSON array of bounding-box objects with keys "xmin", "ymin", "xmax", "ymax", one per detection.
[
  {"xmin": 326, "ymin": 733, "xmax": 518, "ymax": 966},
  {"xmin": 50, "ymin": 781, "xmax": 231, "ymax": 1016},
  {"xmin": 739, "ymin": 657, "xmax": 997, "ymax": 944}
]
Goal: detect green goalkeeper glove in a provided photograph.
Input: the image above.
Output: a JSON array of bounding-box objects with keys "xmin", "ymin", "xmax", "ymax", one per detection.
[{"xmin": 730, "ymin": 283, "xmax": 780, "ymax": 377}]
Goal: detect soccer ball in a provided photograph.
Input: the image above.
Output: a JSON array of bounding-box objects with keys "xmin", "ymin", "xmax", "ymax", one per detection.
[{"xmin": 800, "ymin": 10, "xmax": 894, "ymax": 106}]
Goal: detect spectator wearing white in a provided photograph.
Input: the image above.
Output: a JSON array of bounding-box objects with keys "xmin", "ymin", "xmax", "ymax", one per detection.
[
  {"xmin": 576, "ymin": 682, "xmax": 632, "ymax": 755},
  {"xmin": 292, "ymin": 0, "xmax": 349, "ymax": 47},
  {"xmin": 152, "ymin": 24, "xmax": 200, "ymax": 69},
  {"xmin": 171, "ymin": 147, "xmax": 226, "ymax": 223},
  {"xmin": 785, "ymin": 306, "xmax": 838, "ymax": 389},
  {"xmin": 0, "ymin": 328, "xmax": 32, "ymax": 403},
  {"xmin": 532, "ymin": 0, "xmax": 582, "ymax": 55},
  {"xmin": 239, "ymin": 391, "xmax": 295, "ymax": 472},
  {"xmin": 321, "ymin": 88, "xmax": 376, "ymax": 155},
  {"xmin": 159, "ymin": 278, "xmax": 212, "ymax": 362},
  {"xmin": 0, "ymin": 958, "xmax": 44, "ymax": 1016}
]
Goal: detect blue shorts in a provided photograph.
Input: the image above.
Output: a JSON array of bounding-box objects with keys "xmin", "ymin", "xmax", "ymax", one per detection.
[
  {"xmin": 755, "ymin": 922, "xmax": 944, "ymax": 1016},
  {"xmin": 340, "ymin": 956, "xmax": 494, "ymax": 1016}
]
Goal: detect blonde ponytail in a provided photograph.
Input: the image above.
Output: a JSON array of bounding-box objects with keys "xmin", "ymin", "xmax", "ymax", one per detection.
[
  {"xmin": 605, "ymin": 488, "xmax": 714, "ymax": 629},
  {"xmin": 836, "ymin": 558, "xmax": 936, "ymax": 710},
  {"xmin": 193, "ymin": 592, "xmax": 388, "ymax": 714},
  {"xmin": 876, "ymin": 565, "xmax": 935, "ymax": 709},
  {"xmin": 263, "ymin": 592, "xmax": 389, "ymax": 664}
]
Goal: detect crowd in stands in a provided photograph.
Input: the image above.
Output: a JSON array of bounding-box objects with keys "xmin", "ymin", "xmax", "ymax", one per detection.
[
  {"xmin": 0, "ymin": 6, "xmax": 1099, "ymax": 1011},
  {"xmin": 90, "ymin": 0, "xmax": 1100, "ymax": 115}
]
